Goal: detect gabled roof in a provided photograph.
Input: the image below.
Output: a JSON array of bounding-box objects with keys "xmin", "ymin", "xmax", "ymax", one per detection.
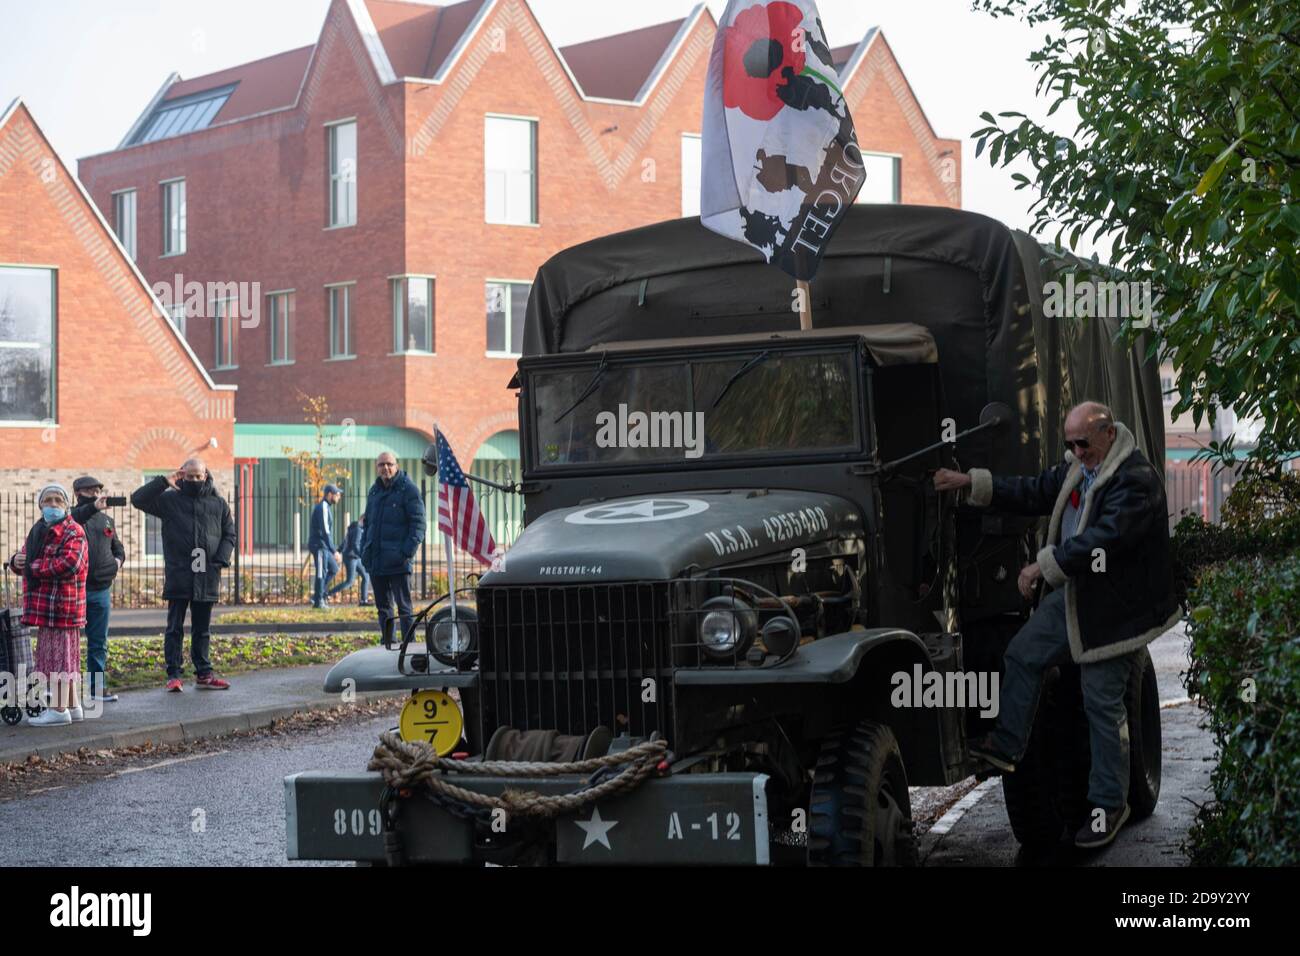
[
  {"xmin": 364, "ymin": 0, "xmax": 488, "ymax": 79},
  {"xmin": 103, "ymin": 1, "xmax": 888, "ymax": 153},
  {"xmin": 0, "ymin": 98, "xmax": 233, "ymax": 397},
  {"xmin": 558, "ymin": 17, "xmax": 690, "ymax": 103}
]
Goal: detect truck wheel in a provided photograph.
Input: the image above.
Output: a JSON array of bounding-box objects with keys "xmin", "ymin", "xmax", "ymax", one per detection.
[
  {"xmin": 1126, "ymin": 647, "xmax": 1161, "ymax": 819},
  {"xmin": 809, "ymin": 720, "xmax": 917, "ymax": 867},
  {"xmin": 1001, "ymin": 666, "xmax": 1090, "ymax": 847}
]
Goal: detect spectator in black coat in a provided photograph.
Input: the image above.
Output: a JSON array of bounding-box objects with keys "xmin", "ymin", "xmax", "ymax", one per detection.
[
  {"xmin": 131, "ymin": 458, "xmax": 236, "ymax": 692},
  {"xmin": 71, "ymin": 475, "xmax": 125, "ymax": 704}
]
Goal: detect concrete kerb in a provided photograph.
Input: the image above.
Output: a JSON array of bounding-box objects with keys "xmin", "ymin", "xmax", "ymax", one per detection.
[{"xmin": 6, "ymin": 690, "xmax": 404, "ymax": 765}]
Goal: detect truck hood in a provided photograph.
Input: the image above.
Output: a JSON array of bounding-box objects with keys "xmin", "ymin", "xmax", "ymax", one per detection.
[{"xmin": 480, "ymin": 489, "xmax": 863, "ymax": 584}]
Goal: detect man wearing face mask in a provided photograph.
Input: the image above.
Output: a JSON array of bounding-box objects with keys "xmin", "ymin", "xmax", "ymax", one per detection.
[
  {"xmin": 132, "ymin": 458, "xmax": 237, "ymax": 692},
  {"xmin": 932, "ymin": 402, "xmax": 1179, "ymax": 850}
]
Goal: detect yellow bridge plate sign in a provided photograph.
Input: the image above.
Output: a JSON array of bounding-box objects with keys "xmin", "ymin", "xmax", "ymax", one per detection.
[{"xmin": 399, "ymin": 690, "xmax": 464, "ymax": 755}]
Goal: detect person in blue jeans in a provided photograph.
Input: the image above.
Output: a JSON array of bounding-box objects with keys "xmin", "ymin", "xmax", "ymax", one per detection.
[
  {"xmin": 328, "ymin": 514, "xmax": 371, "ymax": 605},
  {"xmin": 70, "ymin": 476, "xmax": 125, "ymax": 705},
  {"xmin": 933, "ymin": 403, "xmax": 1179, "ymax": 851},
  {"xmin": 308, "ymin": 484, "xmax": 343, "ymax": 609}
]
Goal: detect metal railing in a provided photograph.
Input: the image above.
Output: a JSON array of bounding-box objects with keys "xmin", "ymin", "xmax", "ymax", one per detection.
[{"xmin": 0, "ymin": 482, "xmax": 515, "ymax": 609}]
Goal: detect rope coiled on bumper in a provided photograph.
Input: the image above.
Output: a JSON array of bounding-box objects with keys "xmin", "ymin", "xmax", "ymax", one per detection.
[{"xmin": 368, "ymin": 731, "xmax": 668, "ymax": 819}]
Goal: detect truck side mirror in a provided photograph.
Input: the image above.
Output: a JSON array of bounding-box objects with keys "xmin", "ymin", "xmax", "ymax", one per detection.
[
  {"xmin": 979, "ymin": 402, "xmax": 1014, "ymax": 431},
  {"xmin": 422, "ymin": 443, "xmax": 438, "ymax": 477}
]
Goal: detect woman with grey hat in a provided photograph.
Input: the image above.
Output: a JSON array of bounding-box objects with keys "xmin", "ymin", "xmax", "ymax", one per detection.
[{"xmin": 4, "ymin": 483, "xmax": 90, "ymax": 725}]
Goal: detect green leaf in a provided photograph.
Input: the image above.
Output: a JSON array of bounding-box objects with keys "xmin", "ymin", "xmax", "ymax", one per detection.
[{"xmin": 1196, "ymin": 137, "xmax": 1245, "ymax": 197}]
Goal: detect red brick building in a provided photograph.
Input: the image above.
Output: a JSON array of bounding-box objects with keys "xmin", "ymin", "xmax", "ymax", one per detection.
[
  {"xmin": 0, "ymin": 98, "xmax": 235, "ymax": 502},
  {"xmin": 77, "ymin": 0, "xmax": 960, "ymax": 540}
]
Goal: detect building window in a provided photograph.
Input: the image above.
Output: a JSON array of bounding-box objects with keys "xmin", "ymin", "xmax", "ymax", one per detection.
[
  {"xmin": 113, "ymin": 190, "xmax": 137, "ymax": 260},
  {"xmin": 392, "ymin": 277, "xmax": 434, "ymax": 354},
  {"xmin": 1161, "ymin": 374, "xmax": 1176, "ymax": 407},
  {"xmin": 213, "ymin": 298, "xmax": 237, "ymax": 369},
  {"xmin": 0, "ymin": 266, "xmax": 56, "ymax": 423},
  {"xmin": 681, "ymin": 134, "xmax": 702, "ymax": 217},
  {"xmin": 328, "ymin": 285, "xmax": 354, "ymax": 358},
  {"xmin": 328, "ymin": 121, "xmax": 357, "ymax": 228},
  {"xmin": 167, "ymin": 302, "xmax": 187, "ymax": 337},
  {"xmin": 130, "ymin": 85, "xmax": 235, "ymax": 145},
  {"xmin": 162, "ymin": 179, "xmax": 186, "ymax": 255},
  {"xmin": 268, "ymin": 292, "xmax": 293, "ymax": 364},
  {"xmin": 486, "ymin": 281, "xmax": 529, "ymax": 356},
  {"xmin": 855, "ymin": 153, "xmax": 901, "ymax": 204},
  {"xmin": 485, "ymin": 116, "xmax": 537, "ymax": 225}
]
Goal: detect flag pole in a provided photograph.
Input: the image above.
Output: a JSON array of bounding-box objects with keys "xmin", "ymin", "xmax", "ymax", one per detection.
[{"xmin": 797, "ymin": 279, "xmax": 813, "ymax": 330}]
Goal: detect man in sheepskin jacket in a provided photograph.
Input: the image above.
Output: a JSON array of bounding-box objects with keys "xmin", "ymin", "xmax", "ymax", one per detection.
[{"xmin": 933, "ymin": 402, "xmax": 1180, "ymax": 849}]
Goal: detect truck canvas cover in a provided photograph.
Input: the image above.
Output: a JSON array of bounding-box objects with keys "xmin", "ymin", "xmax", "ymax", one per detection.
[{"xmin": 523, "ymin": 204, "xmax": 1165, "ymax": 479}]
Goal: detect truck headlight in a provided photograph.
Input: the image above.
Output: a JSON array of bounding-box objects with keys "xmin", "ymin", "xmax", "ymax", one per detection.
[
  {"xmin": 698, "ymin": 596, "xmax": 757, "ymax": 660},
  {"xmin": 427, "ymin": 607, "xmax": 478, "ymax": 667}
]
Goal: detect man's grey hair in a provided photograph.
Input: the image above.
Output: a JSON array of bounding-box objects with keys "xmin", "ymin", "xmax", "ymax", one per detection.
[
  {"xmin": 1071, "ymin": 401, "xmax": 1115, "ymax": 432},
  {"xmin": 181, "ymin": 457, "xmax": 207, "ymax": 473}
]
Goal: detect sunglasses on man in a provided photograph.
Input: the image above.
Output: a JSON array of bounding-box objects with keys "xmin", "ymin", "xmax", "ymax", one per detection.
[{"xmin": 1064, "ymin": 437, "xmax": 1091, "ymax": 452}]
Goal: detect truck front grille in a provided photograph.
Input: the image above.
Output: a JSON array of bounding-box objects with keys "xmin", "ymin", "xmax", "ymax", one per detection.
[{"xmin": 475, "ymin": 583, "xmax": 674, "ymax": 742}]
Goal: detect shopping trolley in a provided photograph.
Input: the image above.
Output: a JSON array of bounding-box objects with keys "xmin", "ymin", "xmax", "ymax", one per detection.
[{"xmin": 0, "ymin": 608, "xmax": 44, "ymax": 725}]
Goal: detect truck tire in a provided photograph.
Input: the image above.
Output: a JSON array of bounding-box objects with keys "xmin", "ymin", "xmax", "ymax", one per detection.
[
  {"xmin": 809, "ymin": 720, "xmax": 918, "ymax": 867},
  {"xmin": 1001, "ymin": 666, "xmax": 1090, "ymax": 847},
  {"xmin": 1126, "ymin": 647, "xmax": 1162, "ymax": 819}
]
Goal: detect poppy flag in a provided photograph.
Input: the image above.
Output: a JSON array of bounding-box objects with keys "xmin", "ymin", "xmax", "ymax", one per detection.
[{"xmin": 700, "ymin": 0, "xmax": 867, "ymax": 281}]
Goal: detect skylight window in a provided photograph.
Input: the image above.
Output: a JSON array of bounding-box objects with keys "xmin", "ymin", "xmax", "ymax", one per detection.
[{"xmin": 132, "ymin": 85, "xmax": 236, "ymax": 145}]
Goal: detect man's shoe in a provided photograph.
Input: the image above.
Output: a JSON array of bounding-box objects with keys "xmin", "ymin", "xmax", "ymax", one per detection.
[
  {"xmin": 1075, "ymin": 804, "xmax": 1131, "ymax": 849},
  {"xmin": 969, "ymin": 735, "xmax": 1017, "ymax": 774},
  {"xmin": 28, "ymin": 708, "xmax": 72, "ymax": 726},
  {"xmin": 92, "ymin": 693, "xmax": 119, "ymax": 703},
  {"xmin": 166, "ymin": 679, "xmax": 183, "ymax": 693},
  {"xmin": 196, "ymin": 674, "xmax": 231, "ymax": 690},
  {"xmin": 69, "ymin": 705, "xmax": 84, "ymax": 722}
]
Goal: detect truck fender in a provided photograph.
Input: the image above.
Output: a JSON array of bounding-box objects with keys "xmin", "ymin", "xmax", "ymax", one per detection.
[
  {"xmin": 673, "ymin": 628, "xmax": 928, "ymax": 686},
  {"xmin": 322, "ymin": 645, "xmax": 479, "ymax": 694}
]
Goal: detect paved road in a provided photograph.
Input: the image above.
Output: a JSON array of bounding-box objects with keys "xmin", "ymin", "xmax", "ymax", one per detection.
[
  {"xmin": 0, "ymin": 713, "xmax": 396, "ymax": 866},
  {"xmin": 921, "ymin": 625, "xmax": 1212, "ymax": 866}
]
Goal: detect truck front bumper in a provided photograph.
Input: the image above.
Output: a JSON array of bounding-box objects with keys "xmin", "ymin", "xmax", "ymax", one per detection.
[{"xmin": 285, "ymin": 770, "xmax": 772, "ymax": 865}]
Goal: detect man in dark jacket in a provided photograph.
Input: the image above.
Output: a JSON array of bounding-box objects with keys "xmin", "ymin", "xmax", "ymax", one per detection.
[
  {"xmin": 71, "ymin": 476, "xmax": 125, "ymax": 704},
  {"xmin": 328, "ymin": 514, "xmax": 370, "ymax": 605},
  {"xmin": 131, "ymin": 458, "xmax": 237, "ymax": 691},
  {"xmin": 308, "ymin": 484, "xmax": 343, "ymax": 608},
  {"xmin": 361, "ymin": 453, "xmax": 425, "ymax": 646},
  {"xmin": 934, "ymin": 403, "xmax": 1179, "ymax": 850}
]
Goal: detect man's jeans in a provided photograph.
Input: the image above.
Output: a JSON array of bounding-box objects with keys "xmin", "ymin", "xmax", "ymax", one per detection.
[
  {"xmin": 989, "ymin": 588, "xmax": 1135, "ymax": 811},
  {"xmin": 328, "ymin": 557, "xmax": 370, "ymax": 603},
  {"xmin": 84, "ymin": 587, "xmax": 111, "ymax": 698},
  {"xmin": 311, "ymin": 549, "xmax": 340, "ymax": 606},
  {"xmin": 371, "ymin": 573, "xmax": 413, "ymax": 647},
  {"xmin": 164, "ymin": 599, "xmax": 214, "ymax": 681}
]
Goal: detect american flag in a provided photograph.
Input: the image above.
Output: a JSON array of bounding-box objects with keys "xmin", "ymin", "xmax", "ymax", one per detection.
[{"xmin": 435, "ymin": 430, "xmax": 496, "ymax": 566}]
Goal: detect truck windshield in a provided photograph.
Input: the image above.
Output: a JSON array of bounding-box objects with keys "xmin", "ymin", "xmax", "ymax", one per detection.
[{"xmin": 530, "ymin": 349, "xmax": 859, "ymax": 467}]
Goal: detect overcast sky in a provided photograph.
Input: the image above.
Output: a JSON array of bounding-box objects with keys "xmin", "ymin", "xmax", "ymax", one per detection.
[{"xmin": 1, "ymin": 0, "xmax": 1058, "ymax": 240}]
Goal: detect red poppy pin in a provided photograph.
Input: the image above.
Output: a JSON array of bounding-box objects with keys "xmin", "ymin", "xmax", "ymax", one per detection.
[
  {"xmin": 1070, "ymin": 489, "xmax": 1081, "ymax": 508},
  {"xmin": 723, "ymin": 2, "xmax": 808, "ymax": 121},
  {"xmin": 104, "ymin": 527, "xmax": 114, "ymax": 537}
]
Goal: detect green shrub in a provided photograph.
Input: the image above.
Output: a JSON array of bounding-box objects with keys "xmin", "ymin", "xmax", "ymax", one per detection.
[{"xmin": 1184, "ymin": 553, "xmax": 1300, "ymax": 865}]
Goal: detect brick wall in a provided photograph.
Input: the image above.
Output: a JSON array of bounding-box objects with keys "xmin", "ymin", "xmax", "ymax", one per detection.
[{"xmin": 0, "ymin": 104, "xmax": 235, "ymax": 507}]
